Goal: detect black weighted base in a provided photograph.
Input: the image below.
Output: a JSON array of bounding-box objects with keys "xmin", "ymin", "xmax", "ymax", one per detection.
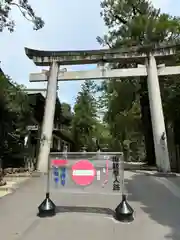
[
  {"xmin": 38, "ymin": 193, "xmax": 56, "ymax": 217},
  {"xmin": 115, "ymin": 194, "xmax": 134, "ymax": 222}
]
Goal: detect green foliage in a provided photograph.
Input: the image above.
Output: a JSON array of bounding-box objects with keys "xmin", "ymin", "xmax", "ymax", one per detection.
[
  {"xmin": 0, "ymin": 73, "xmax": 32, "ymax": 160},
  {"xmin": 61, "ymin": 102, "xmax": 73, "ymax": 122},
  {"xmin": 72, "ymin": 80, "xmax": 99, "ymax": 151},
  {"xmin": 98, "ymin": 0, "xmax": 180, "ymax": 48},
  {"xmin": 93, "ymin": 122, "xmax": 112, "ymax": 149},
  {"xmin": 0, "ymin": 0, "xmax": 44, "ymax": 32},
  {"xmin": 100, "ymin": 78, "xmax": 142, "ymax": 150}
]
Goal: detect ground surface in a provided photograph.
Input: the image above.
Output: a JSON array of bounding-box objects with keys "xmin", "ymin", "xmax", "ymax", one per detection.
[
  {"xmin": 0, "ymin": 169, "xmax": 180, "ymax": 240},
  {"xmin": 0, "ymin": 176, "xmax": 29, "ymax": 197}
]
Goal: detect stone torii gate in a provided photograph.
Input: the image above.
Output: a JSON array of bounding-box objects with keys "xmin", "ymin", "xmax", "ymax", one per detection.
[{"xmin": 25, "ymin": 44, "xmax": 180, "ymax": 173}]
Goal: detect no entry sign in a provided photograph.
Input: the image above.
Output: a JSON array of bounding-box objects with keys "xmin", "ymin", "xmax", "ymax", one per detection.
[{"xmin": 72, "ymin": 160, "xmax": 96, "ymax": 186}]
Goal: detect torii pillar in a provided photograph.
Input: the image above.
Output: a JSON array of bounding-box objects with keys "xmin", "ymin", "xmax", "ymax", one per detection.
[
  {"xmin": 146, "ymin": 54, "xmax": 170, "ymax": 172},
  {"xmin": 37, "ymin": 61, "xmax": 59, "ymax": 173}
]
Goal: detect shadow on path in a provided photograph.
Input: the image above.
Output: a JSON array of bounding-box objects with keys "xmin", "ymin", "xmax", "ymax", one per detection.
[
  {"xmin": 56, "ymin": 205, "xmax": 115, "ymax": 217},
  {"xmin": 125, "ymin": 172, "xmax": 180, "ymax": 240}
]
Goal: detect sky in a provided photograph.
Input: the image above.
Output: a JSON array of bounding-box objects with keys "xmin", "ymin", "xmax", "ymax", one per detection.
[{"xmin": 0, "ymin": 0, "xmax": 178, "ymax": 108}]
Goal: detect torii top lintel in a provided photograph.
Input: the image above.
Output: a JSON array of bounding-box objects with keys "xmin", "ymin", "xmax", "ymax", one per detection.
[{"xmin": 25, "ymin": 44, "xmax": 180, "ymax": 66}]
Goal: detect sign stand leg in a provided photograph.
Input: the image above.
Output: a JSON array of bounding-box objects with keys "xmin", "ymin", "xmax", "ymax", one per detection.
[
  {"xmin": 115, "ymin": 156, "xmax": 134, "ymax": 222},
  {"xmin": 38, "ymin": 156, "xmax": 56, "ymax": 217}
]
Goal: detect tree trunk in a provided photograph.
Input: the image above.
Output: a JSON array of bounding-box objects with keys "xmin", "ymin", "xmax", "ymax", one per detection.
[
  {"xmin": 139, "ymin": 77, "xmax": 156, "ymax": 166},
  {"xmin": 0, "ymin": 158, "xmax": 6, "ymax": 186},
  {"xmin": 0, "ymin": 123, "xmax": 6, "ymax": 186},
  {"xmin": 173, "ymin": 119, "xmax": 180, "ymax": 172}
]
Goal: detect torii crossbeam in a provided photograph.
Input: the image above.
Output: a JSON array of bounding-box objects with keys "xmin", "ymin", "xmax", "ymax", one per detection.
[{"xmin": 29, "ymin": 65, "xmax": 180, "ymax": 82}]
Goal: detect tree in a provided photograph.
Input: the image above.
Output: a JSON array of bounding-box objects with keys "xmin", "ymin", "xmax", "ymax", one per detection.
[
  {"xmin": 0, "ymin": 0, "xmax": 44, "ymax": 32},
  {"xmin": 0, "ymin": 73, "xmax": 32, "ymax": 184},
  {"xmin": 93, "ymin": 122, "xmax": 112, "ymax": 150},
  {"xmin": 98, "ymin": 0, "xmax": 180, "ymax": 166},
  {"xmin": 61, "ymin": 102, "xmax": 73, "ymax": 122},
  {"xmin": 72, "ymin": 80, "xmax": 98, "ymax": 151},
  {"xmin": 98, "ymin": 77, "xmax": 143, "ymax": 158},
  {"xmin": 98, "ymin": 0, "xmax": 180, "ymax": 48}
]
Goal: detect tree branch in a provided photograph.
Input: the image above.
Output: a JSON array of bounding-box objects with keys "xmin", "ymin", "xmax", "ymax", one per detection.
[
  {"xmin": 10, "ymin": 2, "xmax": 32, "ymax": 22},
  {"xmin": 113, "ymin": 14, "xmax": 127, "ymax": 24}
]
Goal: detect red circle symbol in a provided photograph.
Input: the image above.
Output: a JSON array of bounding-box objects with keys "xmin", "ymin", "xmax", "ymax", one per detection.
[{"xmin": 72, "ymin": 160, "xmax": 96, "ymax": 186}]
